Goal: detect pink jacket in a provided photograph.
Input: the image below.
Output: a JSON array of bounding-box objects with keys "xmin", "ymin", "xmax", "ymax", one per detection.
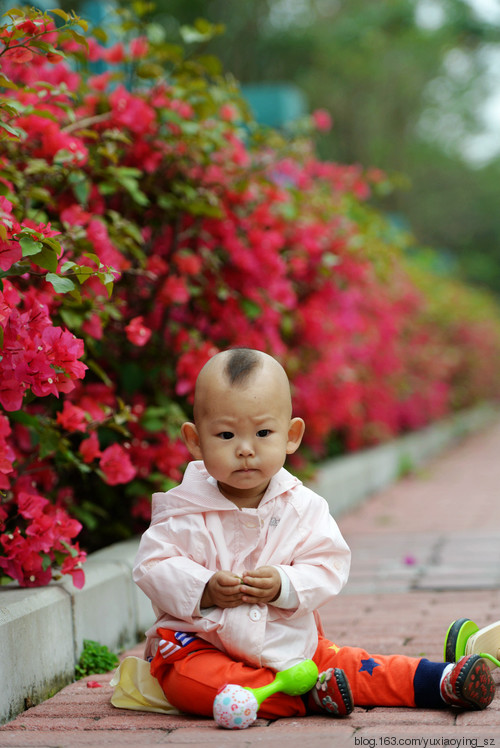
[{"xmin": 133, "ymin": 460, "xmax": 351, "ymax": 671}]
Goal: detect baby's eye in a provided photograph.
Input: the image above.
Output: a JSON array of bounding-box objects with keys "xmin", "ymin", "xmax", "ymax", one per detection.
[
  {"xmin": 256, "ymin": 429, "xmax": 272, "ymax": 438},
  {"xmin": 218, "ymin": 432, "xmax": 234, "ymax": 440}
]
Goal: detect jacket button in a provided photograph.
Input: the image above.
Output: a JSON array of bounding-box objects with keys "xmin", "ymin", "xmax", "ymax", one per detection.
[{"xmin": 249, "ymin": 607, "xmax": 261, "ymax": 622}]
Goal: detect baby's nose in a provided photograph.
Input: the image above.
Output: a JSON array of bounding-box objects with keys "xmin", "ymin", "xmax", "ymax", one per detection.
[{"xmin": 237, "ymin": 440, "xmax": 255, "ymax": 456}]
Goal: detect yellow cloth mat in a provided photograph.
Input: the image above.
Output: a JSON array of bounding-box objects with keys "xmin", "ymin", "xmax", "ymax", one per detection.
[{"xmin": 110, "ymin": 656, "xmax": 179, "ymax": 714}]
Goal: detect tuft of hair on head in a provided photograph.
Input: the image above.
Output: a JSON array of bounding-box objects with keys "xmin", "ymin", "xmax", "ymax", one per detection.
[{"xmin": 224, "ymin": 348, "xmax": 263, "ymax": 386}]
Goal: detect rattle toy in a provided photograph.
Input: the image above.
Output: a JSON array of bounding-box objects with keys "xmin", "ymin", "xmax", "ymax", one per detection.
[
  {"xmin": 213, "ymin": 658, "xmax": 319, "ymax": 729},
  {"xmin": 445, "ymin": 617, "xmax": 500, "ymax": 670}
]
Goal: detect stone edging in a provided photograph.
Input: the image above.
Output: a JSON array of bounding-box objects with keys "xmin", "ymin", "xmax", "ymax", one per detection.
[{"xmin": 0, "ymin": 403, "xmax": 497, "ymax": 725}]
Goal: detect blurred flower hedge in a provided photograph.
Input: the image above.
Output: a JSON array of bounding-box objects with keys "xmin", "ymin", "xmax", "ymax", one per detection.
[{"xmin": 1, "ymin": 4, "xmax": 500, "ymax": 588}]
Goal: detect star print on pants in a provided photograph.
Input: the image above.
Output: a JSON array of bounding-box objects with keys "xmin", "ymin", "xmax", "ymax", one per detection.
[{"xmin": 359, "ymin": 658, "xmax": 380, "ymax": 675}]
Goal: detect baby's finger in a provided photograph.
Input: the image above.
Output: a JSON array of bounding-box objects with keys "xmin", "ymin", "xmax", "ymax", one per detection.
[{"xmin": 242, "ymin": 574, "xmax": 272, "ymax": 589}]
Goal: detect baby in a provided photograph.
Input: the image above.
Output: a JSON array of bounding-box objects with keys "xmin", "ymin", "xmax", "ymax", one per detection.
[{"xmin": 133, "ymin": 348, "xmax": 495, "ymax": 718}]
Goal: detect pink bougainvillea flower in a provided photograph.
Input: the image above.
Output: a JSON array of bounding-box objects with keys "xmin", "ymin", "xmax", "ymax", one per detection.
[
  {"xmin": 0, "ymin": 240, "xmax": 22, "ymax": 272},
  {"xmin": 174, "ymin": 252, "xmax": 202, "ymax": 276},
  {"xmin": 87, "ymin": 71, "xmax": 114, "ymax": 93},
  {"xmin": 16, "ymin": 19, "xmax": 39, "ymax": 35},
  {"xmin": 56, "ymin": 402, "xmax": 88, "ymax": 433},
  {"xmin": 131, "ymin": 495, "xmax": 152, "ymax": 522},
  {"xmin": 103, "ymin": 42, "xmax": 125, "ymax": 64},
  {"xmin": 6, "ymin": 47, "xmax": 34, "ymax": 64},
  {"xmin": 17, "ymin": 491, "xmax": 49, "ymax": 520},
  {"xmin": 175, "ymin": 343, "xmax": 219, "ymax": 398},
  {"xmin": 61, "ymin": 553, "xmax": 86, "ymax": 589},
  {"xmin": 109, "ymin": 86, "xmax": 156, "ymax": 135},
  {"xmin": 219, "ymin": 103, "xmax": 239, "ymax": 122},
  {"xmin": 159, "ymin": 275, "xmax": 190, "ymax": 305},
  {"xmin": 85, "ymin": 36, "xmax": 104, "ymax": 63},
  {"xmin": 79, "ymin": 432, "xmax": 101, "ymax": 464},
  {"xmin": 129, "ymin": 35, "xmax": 148, "ymax": 59},
  {"xmin": 100, "ymin": 443, "xmax": 137, "ymax": 485},
  {"xmin": 87, "ymin": 681, "xmax": 103, "ymax": 688},
  {"xmin": 156, "ymin": 438, "xmax": 189, "ymax": 481},
  {"xmin": 46, "ymin": 52, "xmax": 64, "ymax": 64},
  {"xmin": 82, "ymin": 313, "xmax": 103, "ymax": 340},
  {"xmin": 125, "ymin": 316, "xmax": 152, "ymax": 347},
  {"xmin": 0, "ymin": 427, "xmax": 15, "ymax": 476},
  {"xmin": 312, "ymin": 108, "xmax": 333, "ymax": 132}
]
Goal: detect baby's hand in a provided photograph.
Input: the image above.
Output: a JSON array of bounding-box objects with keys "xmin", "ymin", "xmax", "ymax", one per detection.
[
  {"xmin": 240, "ymin": 566, "xmax": 281, "ymax": 604},
  {"xmin": 201, "ymin": 570, "xmax": 243, "ymax": 609}
]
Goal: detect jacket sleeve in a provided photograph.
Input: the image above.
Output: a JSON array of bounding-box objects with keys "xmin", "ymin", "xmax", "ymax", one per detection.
[
  {"xmin": 272, "ymin": 492, "xmax": 351, "ymax": 617},
  {"xmin": 133, "ymin": 519, "xmax": 213, "ymax": 623}
]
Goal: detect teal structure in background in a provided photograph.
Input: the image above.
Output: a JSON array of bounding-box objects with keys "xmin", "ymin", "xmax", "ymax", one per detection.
[{"xmin": 241, "ymin": 83, "xmax": 307, "ymax": 128}]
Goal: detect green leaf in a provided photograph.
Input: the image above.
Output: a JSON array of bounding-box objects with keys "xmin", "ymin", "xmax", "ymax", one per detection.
[
  {"xmin": 38, "ymin": 426, "xmax": 60, "ymax": 459},
  {"xmin": 64, "ymin": 28, "xmax": 89, "ymax": 50},
  {"xmin": 45, "ymin": 273, "xmax": 75, "ymax": 293},
  {"xmin": 7, "ymin": 410, "xmax": 42, "ymax": 429},
  {"xmin": 20, "ymin": 236, "xmax": 43, "ymax": 257},
  {"xmin": 60, "ymin": 260, "xmax": 77, "ymax": 273},
  {"xmin": 68, "ymin": 171, "xmax": 90, "ymax": 205},
  {"xmin": 74, "ymin": 265, "xmax": 95, "ymax": 284},
  {"xmin": 180, "ymin": 24, "xmax": 212, "ymax": 44},
  {"xmin": 241, "ymin": 298, "xmax": 261, "ymax": 320},
  {"xmin": 48, "ymin": 8, "xmax": 70, "ymax": 22},
  {"xmin": 92, "ymin": 26, "xmax": 108, "ymax": 43},
  {"xmin": 31, "ymin": 246, "xmax": 58, "ymax": 272},
  {"xmin": 41, "ymin": 553, "xmax": 52, "ymax": 571},
  {"xmin": 0, "ymin": 73, "xmax": 18, "ymax": 90},
  {"xmin": 59, "ymin": 308, "xmax": 83, "ymax": 329}
]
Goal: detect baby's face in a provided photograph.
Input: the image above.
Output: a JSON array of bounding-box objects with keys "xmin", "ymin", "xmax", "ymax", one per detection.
[{"xmin": 187, "ymin": 361, "xmax": 303, "ymax": 507}]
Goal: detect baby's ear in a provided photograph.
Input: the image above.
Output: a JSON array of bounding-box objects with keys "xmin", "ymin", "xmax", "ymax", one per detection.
[
  {"xmin": 181, "ymin": 422, "xmax": 203, "ymax": 460},
  {"xmin": 286, "ymin": 417, "xmax": 305, "ymax": 455}
]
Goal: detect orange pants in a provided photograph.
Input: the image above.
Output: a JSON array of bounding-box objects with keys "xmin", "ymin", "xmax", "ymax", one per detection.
[{"xmin": 150, "ymin": 629, "xmax": 447, "ymax": 717}]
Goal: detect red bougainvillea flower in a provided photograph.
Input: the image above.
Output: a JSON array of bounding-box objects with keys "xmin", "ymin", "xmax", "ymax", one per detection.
[
  {"xmin": 82, "ymin": 313, "xmax": 103, "ymax": 340},
  {"xmin": 109, "ymin": 86, "xmax": 156, "ymax": 135},
  {"xmin": 5, "ymin": 47, "xmax": 34, "ymax": 64},
  {"xmin": 0, "ymin": 414, "xmax": 15, "ymax": 482},
  {"xmin": 99, "ymin": 444, "xmax": 137, "ymax": 485},
  {"xmin": 61, "ymin": 552, "xmax": 86, "ymax": 589},
  {"xmin": 103, "ymin": 42, "xmax": 125, "ymax": 64},
  {"xmin": 129, "ymin": 35, "xmax": 148, "ymax": 59},
  {"xmin": 0, "ymin": 240, "xmax": 22, "ymax": 272},
  {"xmin": 56, "ymin": 402, "xmax": 88, "ymax": 433},
  {"xmin": 79, "ymin": 431, "xmax": 102, "ymax": 464},
  {"xmin": 219, "ymin": 103, "xmax": 239, "ymax": 122},
  {"xmin": 175, "ymin": 343, "xmax": 220, "ymax": 399},
  {"xmin": 312, "ymin": 108, "xmax": 333, "ymax": 132},
  {"xmin": 159, "ymin": 275, "xmax": 190, "ymax": 305},
  {"xmin": 125, "ymin": 316, "xmax": 152, "ymax": 347},
  {"xmin": 0, "ymin": 490, "xmax": 84, "ymax": 587}
]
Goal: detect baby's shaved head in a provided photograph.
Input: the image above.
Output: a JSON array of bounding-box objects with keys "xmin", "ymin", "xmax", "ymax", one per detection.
[
  {"xmin": 193, "ymin": 349, "xmax": 291, "ymax": 423},
  {"xmin": 223, "ymin": 348, "xmax": 263, "ymax": 385}
]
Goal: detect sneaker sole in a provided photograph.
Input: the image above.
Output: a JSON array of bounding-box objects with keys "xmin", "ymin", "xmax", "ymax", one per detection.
[
  {"xmin": 456, "ymin": 656, "xmax": 496, "ymax": 710},
  {"xmin": 336, "ymin": 669, "xmax": 354, "ymax": 716}
]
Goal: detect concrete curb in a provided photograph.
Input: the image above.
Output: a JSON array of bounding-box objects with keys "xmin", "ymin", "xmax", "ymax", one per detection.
[
  {"xmin": 0, "ymin": 402, "xmax": 497, "ymax": 725},
  {"xmin": 310, "ymin": 403, "xmax": 498, "ymax": 517}
]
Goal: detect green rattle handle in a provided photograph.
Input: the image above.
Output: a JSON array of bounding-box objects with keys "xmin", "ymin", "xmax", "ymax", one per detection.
[
  {"xmin": 478, "ymin": 652, "xmax": 500, "ymax": 668},
  {"xmin": 245, "ymin": 659, "xmax": 319, "ymax": 707}
]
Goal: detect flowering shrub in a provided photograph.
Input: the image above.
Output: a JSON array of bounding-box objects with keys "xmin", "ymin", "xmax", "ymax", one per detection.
[{"xmin": 1, "ymin": 5, "xmax": 500, "ymax": 586}]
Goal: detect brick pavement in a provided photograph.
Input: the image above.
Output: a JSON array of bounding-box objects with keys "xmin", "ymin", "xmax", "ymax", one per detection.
[{"xmin": 2, "ymin": 420, "xmax": 500, "ymax": 746}]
